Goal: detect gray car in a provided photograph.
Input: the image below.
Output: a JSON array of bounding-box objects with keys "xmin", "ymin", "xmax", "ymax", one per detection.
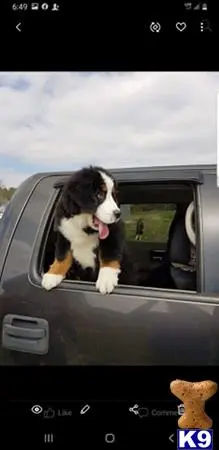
[{"xmin": 0, "ymin": 164, "xmax": 219, "ymax": 366}]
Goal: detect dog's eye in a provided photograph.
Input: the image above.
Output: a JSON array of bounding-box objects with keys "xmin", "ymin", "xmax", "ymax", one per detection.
[{"xmin": 97, "ymin": 192, "xmax": 105, "ymax": 201}]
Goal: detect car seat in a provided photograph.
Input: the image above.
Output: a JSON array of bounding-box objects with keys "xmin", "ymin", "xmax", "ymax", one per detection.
[{"xmin": 145, "ymin": 206, "xmax": 196, "ymax": 291}]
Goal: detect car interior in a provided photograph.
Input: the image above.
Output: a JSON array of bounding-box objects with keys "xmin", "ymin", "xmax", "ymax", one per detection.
[
  {"xmin": 41, "ymin": 182, "xmax": 196, "ymax": 292},
  {"xmin": 119, "ymin": 182, "xmax": 196, "ymax": 291}
]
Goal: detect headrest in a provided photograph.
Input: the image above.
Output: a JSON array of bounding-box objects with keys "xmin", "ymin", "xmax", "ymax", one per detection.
[{"xmin": 168, "ymin": 215, "xmax": 191, "ymax": 265}]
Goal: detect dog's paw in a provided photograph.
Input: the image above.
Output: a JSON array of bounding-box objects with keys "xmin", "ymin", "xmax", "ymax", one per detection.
[
  {"xmin": 41, "ymin": 273, "xmax": 64, "ymax": 291},
  {"xmin": 96, "ymin": 267, "xmax": 120, "ymax": 295}
]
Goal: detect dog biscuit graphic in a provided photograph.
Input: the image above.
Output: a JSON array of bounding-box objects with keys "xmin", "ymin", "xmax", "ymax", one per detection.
[{"xmin": 170, "ymin": 379, "xmax": 218, "ymax": 429}]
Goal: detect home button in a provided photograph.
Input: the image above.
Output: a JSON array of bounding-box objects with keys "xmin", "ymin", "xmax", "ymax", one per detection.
[{"xmin": 105, "ymin": 433, "xmax": 115, "ymax": 444}]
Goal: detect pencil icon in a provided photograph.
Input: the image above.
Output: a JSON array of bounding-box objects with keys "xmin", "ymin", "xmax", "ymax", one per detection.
[{"xmin": 80, "ymin": 404, "xmax": 90, "ymax": 415}]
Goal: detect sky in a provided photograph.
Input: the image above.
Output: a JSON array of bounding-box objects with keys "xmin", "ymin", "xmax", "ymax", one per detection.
[{"xmin": 0, "ymin": 71, "xmax": 218, "ymax": 187}]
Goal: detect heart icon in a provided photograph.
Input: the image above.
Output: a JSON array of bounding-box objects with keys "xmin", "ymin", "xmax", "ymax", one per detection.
[{"xmin": 176, "ymin": 22, "xmax": 187, "ymax": 31}]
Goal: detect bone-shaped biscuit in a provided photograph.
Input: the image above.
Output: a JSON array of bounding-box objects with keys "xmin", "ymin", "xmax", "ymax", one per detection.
[{"xmin": 170, "ymin": 379, "xmax": 218, "ymax": 429}]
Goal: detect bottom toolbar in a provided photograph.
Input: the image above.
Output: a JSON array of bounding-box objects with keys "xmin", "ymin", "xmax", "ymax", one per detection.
[{"xmin": 3, "ymin": 400, "xmax": 218, "ymax": 448}]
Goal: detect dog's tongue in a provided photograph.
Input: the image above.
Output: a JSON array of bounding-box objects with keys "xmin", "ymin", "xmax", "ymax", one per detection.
[{"xmin": 93, "ymin": 217, "xmax": 109, "ymax": 240}]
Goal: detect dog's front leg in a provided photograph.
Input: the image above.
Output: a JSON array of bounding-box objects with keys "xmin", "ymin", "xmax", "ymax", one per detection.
[
  {"xmin": 96, "ymin": 222, "xmax": 123, "ymax": 294},
  {"xmin": 42, "ymin": 232, "xmax": 73, "ymax": 291},
  {"xmin": 96, "ymin": 257, "xmax": 121, "ymax": 294}
]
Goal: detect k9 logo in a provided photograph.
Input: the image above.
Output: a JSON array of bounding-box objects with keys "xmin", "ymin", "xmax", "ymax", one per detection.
[{"xmin": 177, "ymin": 429, "xmax": 213, "ymax": 450}]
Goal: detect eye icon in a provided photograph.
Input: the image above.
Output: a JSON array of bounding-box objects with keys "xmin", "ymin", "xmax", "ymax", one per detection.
[{"xmin": 31, "ymin": 404, "xmax": 43, "ymax": 414}]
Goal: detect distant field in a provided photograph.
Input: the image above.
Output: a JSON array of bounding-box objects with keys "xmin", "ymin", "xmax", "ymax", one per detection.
[{"xmin": 124, "ymin": 209, "xmax": 175, "ymax": 243}]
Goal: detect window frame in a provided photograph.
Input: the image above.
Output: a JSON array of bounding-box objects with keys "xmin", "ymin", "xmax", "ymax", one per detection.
[{"xmin": 29, "ymin": 171, "xmax": 204, "ymax": 297}]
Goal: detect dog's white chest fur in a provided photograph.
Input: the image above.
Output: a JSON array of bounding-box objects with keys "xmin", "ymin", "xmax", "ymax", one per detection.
[{"xmin": 58, "ymin": 215, "xmax": 99, "ymax": 269}]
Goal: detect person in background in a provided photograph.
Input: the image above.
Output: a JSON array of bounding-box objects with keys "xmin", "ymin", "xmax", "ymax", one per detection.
[{"xmin": 135, "ymin": 218, "xmax": 144, "ymax": 240}]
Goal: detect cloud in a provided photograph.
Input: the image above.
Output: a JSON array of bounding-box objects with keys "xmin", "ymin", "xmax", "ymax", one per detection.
[
  {"xmin": 0, "ymin": 168, "xmax": 31, "ymax": 188},
  {"xmin": 0, "ymin": 71, "xmax": 218, "ymax": 187}
]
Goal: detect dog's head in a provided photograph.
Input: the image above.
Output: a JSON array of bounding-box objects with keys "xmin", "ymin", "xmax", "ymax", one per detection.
[{"xmin": 61, "ymin": 166, "xmax": 121, "ymax": 239}]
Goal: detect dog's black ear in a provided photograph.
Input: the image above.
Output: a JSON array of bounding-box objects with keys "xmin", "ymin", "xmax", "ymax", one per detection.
[
  {"xmin": 55, "ymin": 179, "xmax": 81, "ymax": 220},
  {"xmin": 64, "ymin": 185, "xmax": 80, "ymax": 215}
]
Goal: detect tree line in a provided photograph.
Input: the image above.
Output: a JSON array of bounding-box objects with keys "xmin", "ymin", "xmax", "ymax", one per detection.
[
  {"xmin": 131, "ymin": 203, "xmax": 176, "ymax": 213},
  {"xmin": 0, "ymin": 182, "xmax": 16, "ymax": 205}
]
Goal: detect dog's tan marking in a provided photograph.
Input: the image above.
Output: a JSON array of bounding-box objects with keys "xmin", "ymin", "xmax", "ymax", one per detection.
[
  {"xmin": 99, "ymin": 255, "xmax": 120, "ymax": 270},
  {"xmin": 47, "ymin": 251, "xmax": 73, "ymax": 276},
  {"xmin": 101, "ymin": 183, "xmax": 107, "ymax": 193}
]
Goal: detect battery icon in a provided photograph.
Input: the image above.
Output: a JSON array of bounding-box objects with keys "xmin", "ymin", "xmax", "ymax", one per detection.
[{"xmin": 31, "ymin": 2, "xmax": 39, "ymax": 9}]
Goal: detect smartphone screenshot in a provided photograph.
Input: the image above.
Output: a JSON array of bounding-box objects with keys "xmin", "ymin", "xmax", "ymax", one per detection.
[{"xmin": 0, "ymin": 0, "xmax": 219, "ymax": 448}]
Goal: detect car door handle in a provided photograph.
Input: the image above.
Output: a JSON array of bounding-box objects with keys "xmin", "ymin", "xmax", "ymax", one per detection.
[
  {"xmin": 3, "ymin": 324, "xmax": 45, "ymax": 340},
  {"xmin": 2, "ymin": 314, "xmax": 49, "ymax": 355},
  {"xmin": 150, "ymin": 249, "xmax": 166, "ymax": 261}
]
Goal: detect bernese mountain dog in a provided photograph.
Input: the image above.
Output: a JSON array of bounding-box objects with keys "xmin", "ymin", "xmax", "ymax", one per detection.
[{"xmin": 42, "ymin": 165, "xmax": 137, "ymax": 294}]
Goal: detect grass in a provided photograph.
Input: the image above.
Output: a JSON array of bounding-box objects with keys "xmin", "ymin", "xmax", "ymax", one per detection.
[{"xmin": 124, "ymin": 209, "xmax": 175, "ymax": 243}]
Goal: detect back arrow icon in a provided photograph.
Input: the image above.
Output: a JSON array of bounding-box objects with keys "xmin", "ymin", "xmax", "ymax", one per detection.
[
  {"xmin": 16, "ymin": 23, "xmax": 21, "ymax": 32},
  {"xmin": 169, "ymin": 433, "xmax": 174, "ymax": 443}
]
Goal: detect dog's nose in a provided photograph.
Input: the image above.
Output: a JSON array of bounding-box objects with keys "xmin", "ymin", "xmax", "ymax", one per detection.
[{"xmin": 114, "ymin": 210, "xmax": 121, "ymax": 219}]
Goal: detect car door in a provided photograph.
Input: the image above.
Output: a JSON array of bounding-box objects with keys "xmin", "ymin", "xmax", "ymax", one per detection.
[{"xmin": 1, "ymin": 168, "xmax": 219, "ymax": 365}]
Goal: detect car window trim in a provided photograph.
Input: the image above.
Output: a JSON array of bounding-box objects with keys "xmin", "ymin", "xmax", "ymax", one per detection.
[{"xmin": 29, "ymin": 175, "xmax": 203, "ymax": 300}]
